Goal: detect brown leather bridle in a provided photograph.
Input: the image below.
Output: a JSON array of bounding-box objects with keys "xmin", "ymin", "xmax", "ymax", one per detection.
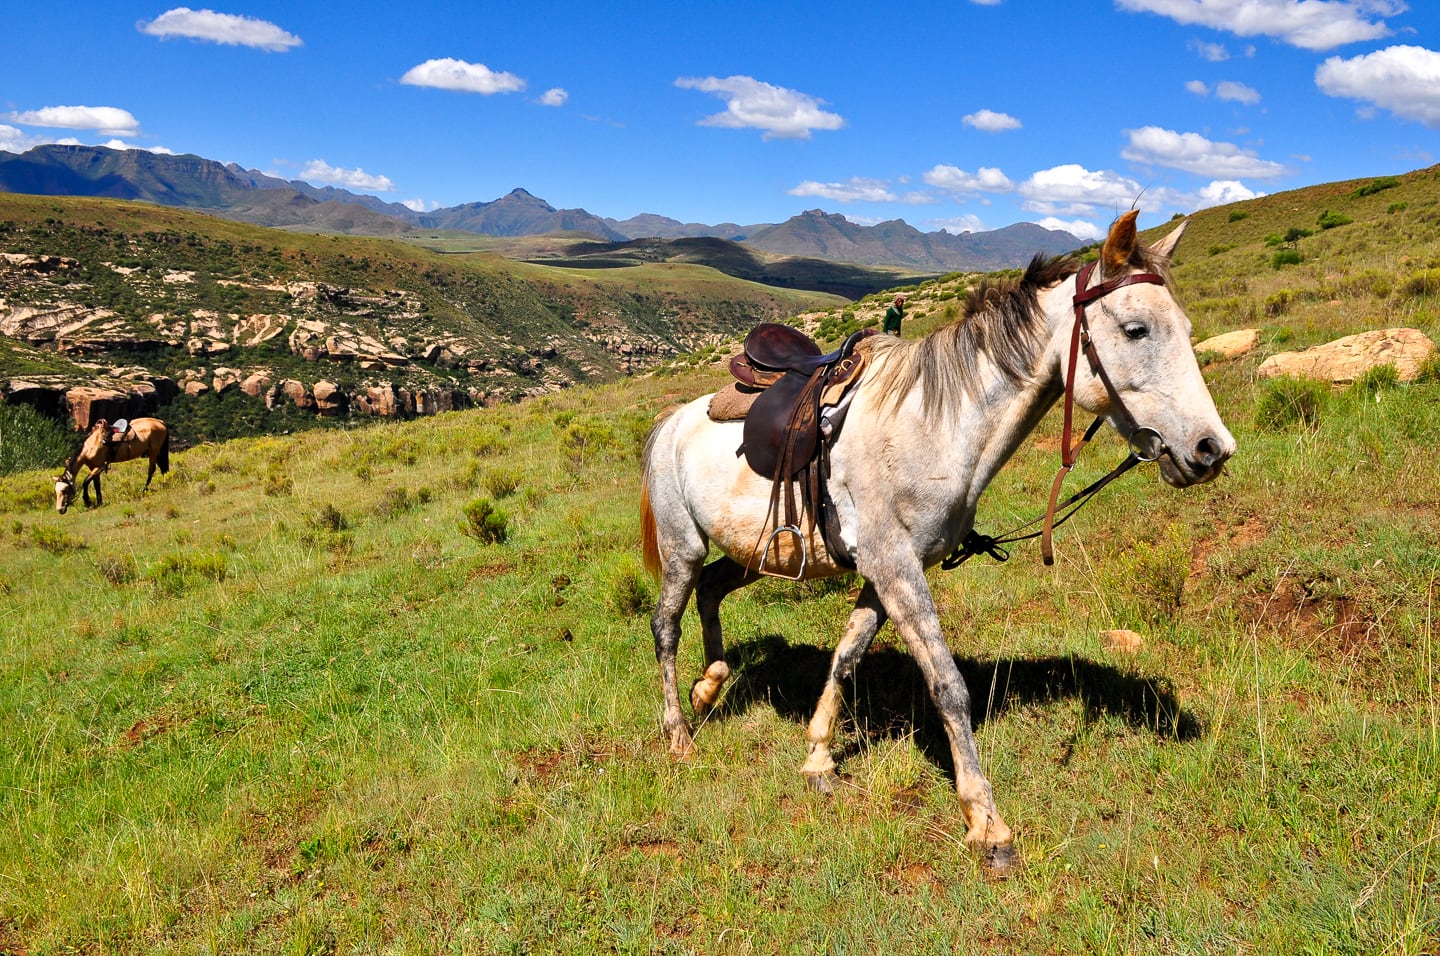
[{"xmin": 942, "ymin": 260, "xmax": 1171, "ymax": 569}]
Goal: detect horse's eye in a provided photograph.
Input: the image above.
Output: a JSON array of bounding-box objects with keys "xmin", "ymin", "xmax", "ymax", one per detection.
[{"xmin": 1122, "ymin": 323, "xmax": 1150, "ymax": 340}]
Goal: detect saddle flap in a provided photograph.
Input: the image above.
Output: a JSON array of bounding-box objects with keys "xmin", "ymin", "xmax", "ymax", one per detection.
[
  {"xmin": 741, "ymin": 371, "xmax": 819, "ymax": 479},
  {"xmin": 728, "ymin": 353, "xmax": 785, "ymax": 388}
]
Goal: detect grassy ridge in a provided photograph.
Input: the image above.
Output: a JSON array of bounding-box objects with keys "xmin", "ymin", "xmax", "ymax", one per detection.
[{"xmin": 2, "ymin": 174, "xmax": 1440, "ymax": 952}]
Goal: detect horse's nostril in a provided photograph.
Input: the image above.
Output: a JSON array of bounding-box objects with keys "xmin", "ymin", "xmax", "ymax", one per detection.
[{"xmin": 1193, "ymin": 435, "xmax": 1224, "ymax": 469}]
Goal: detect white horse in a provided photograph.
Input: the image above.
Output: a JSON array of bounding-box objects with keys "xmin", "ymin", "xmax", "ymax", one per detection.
[{"xmin": 639, "ymin": 212, "xmax": 1234, "ymax": 875}]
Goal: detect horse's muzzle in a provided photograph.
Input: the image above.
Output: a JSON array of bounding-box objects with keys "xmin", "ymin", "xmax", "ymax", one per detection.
[{"xmin": 1159, "ymin": 431, "xmax": 1234, "ymax": 487}]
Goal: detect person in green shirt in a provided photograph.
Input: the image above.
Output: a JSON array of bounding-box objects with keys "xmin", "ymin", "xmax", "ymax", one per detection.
[{"xmin": 882, "ymin": 293, "xmax": 907, "ymax": 336}]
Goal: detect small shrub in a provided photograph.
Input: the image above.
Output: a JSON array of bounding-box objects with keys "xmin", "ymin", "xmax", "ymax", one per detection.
[
  {"xmin": 96, "ymin": 554, "xmax": 138, "ymax": 586},
  {"xmin": 374, "ymin": 486, "xmax": 426, "ymax": 519},
  {"xmin": 1264, "ymin": 289, "xmax": 1296, "ymax": 316},
  {"xmin": 1352, "ymin": 176, "xmax": 1400, "ymax": 198},
  {"xmin": 1272, "ymin": 249, "xmax": 1302, "ymax": 269},
  {"xmin": 263, "ymin": 468, "xmax": 293, "ymax": 497},
  {"xmin": 148, "ymin": 550, "xmax": 227, "ymax": 593},
  {"xmin": 1227, "ymin": 210, "xmax": 1249, "ymax": 223},
  {"xmin": 1352, "ymin": 363, "xmax": 1399, "ymax": 397},
  {"xmin": 606, "ymin": 557, "xmax": 653, "ymax": 617},
  {"xmin": 482, "ymin": 466, "xmax": 523, "ymax": 499},
  {"xmin": 1264, "ymin": 234, "xmax": 1283, "ymax": 247},
  {"xmin": 1256, "ymin": 376, "xmax": 1328, "ymax": 431},
  {"xmin": 1317, "ymin": 210, "xmax": 1353, "ymax": 230},
  {"xmin": 1207, "ymin": 243, "xmax": 1236, "ymax": 256},
  {"xmin": 460, "ymin": 498, "xmax": 509, "ymax": 544},
  {"xmin": 1283, "ymin": 227, "xmax": 1313, "ymax": 245},
  {"xmin": 1387, "ymin": 202, "xmax": 1408, "ymax": 214},
  {"xmin": 32, "ymin": 525, "xmax": 85, "ymax": 555},
  {"xmin": 308, "ymin": 504, "xmax": 348, "ymax": 532},
  {"xmin": 1401, "ymin": 269, "xmax": 1440, "ymax": 298}
]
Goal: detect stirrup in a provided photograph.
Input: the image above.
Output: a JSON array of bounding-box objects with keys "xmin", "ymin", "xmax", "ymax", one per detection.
[{"xmin": 758, "ymin": 524, "xmax": 807, "ymax": 580}]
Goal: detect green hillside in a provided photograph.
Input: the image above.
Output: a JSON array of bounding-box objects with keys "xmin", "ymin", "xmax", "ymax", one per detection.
[{"xmin": 1, "ymin": 168, "xmax": 1438, "ymax": 952}]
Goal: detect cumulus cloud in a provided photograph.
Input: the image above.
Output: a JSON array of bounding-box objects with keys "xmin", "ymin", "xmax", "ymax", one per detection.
[
  {"xmin": 923, "ymin": 164, "xmax": 1015, "ymax": 194},
  {"xmin": 1122, "ymin": 126, "xmax": 1286, "ymax": 177},
  {"xmin": 962, "ymin": 108, "xmax": 1022, "ymax": 132},
  {"xmin": 1115, "ymin": 0, "xmax": 1401, "ymax": 51},
  {"xmin": 1189, "ymin": 39, "xmax": 1231, "ymax": 61},
  {"xmin": 539, "ymin": 88, "xmax": 568, "ymax": 107},
  {"xmin": 1216, "ymin": 80, "xmax": 1262, "ymax": 103},
  {"xmin": 1316, "ymin": 44, "xmax": 1440, "ymax": 127},
  {"xmin": 3, "ymin": 105, "xmax": 140, "ymax": 136},
  {"xmin": 1191, "ymin": 179, "xmax": 1265, "ymax": 207},
  {"xmin": 401, "ymin": 58, "xmax": 526, "ymax": 95},
  {"xmin": 138, "ymin": 7, "xmax": 301, "ymax": 51},
  {"xmin": 100, "ymin": 139, "xmax": 176, "ymax": 154},
  {"xmin": 402, "ymin": 198, "xmax": 438, "ymax": 212},
  {"xmin": 1018, "ymin": 164, "xmax": 1152, "ymax": 216},
  {"xmin": 1186, "ymin": 80, "xmax": 1211, "ymax": 96},
  {"xmin": 930, "ymin": 214, "xmax": 989, "ymax": 234},
  {"xmin": 1038, "ymin": 216, "xmax": 1104, "ymax": 241},
  {"xmin": 299, "ymin": 159, "xmax": 395, "ymax": 192},
  {"xmin": 788, "ymin": 177, "xmax": 935, "ymax": 203},
  {"xmin": 675, "ymin": 75, "xmax": 844, "ymax": 140}
]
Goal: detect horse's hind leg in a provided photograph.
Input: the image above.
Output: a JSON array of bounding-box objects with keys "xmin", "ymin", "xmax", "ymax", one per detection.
[
  {"xmin": 690, "ymin": 557, "xmax": 756, "ymax": 716},
  {"xmin": 144, "ymin": 457, "xmax": 157, "ymax": 490},
  {"xmin": 801, "ymin": 581, "xmax": 887, "ymax": 789},
  {"xmin": 652, "ymin": 543, "xmax": 707, "ymax": 757}
]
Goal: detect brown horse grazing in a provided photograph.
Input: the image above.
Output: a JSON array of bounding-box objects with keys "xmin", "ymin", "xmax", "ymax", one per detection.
[{"xmin": 54, "ymin": 417, "xmax": 170, "ymax": 513}]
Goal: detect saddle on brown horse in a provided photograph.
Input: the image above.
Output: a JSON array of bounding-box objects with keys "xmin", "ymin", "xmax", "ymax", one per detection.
[{"xmin": 719, "ymin": 323, "xmax": 874, "ymax": 577}]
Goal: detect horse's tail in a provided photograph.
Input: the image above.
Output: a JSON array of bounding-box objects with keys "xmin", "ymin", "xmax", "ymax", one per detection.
[
  {"xmin": 640, "ymin": 478, "xmax": 661, "ymax": 579},
  {"xmin": 157, "ymin": 428, "xmax": 171, "ymax": 475},
  {"xmin": 639, "ymin": 415, "xmax": 669, "ymax": 580}
]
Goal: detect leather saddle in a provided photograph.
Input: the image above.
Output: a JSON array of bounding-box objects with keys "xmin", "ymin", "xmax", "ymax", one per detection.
[{"xmin": 725, "ymin": 323, "xmax": 874, "ymax": 577}]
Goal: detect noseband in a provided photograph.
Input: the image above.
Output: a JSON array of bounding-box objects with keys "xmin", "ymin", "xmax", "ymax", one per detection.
[{"xmin": 943, "ymin": 261, "xmax": 1170, "ymax": 569}]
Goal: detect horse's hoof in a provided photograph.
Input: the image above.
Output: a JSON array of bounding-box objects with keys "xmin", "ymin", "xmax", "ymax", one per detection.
[
  {"xmin": 805, "ymin": 771, "xmax": 841, "ymax": 795},
  {"xmin": 690, "ymin": 661, "xmax": 731, "ymax": 715},
  {"xmin": 978, "ymin": 842, "xmax": 1019, "ymax": 879},
  {"xmin": 668, "ymin": 729, "xmax": 696, "ymax": 760}
]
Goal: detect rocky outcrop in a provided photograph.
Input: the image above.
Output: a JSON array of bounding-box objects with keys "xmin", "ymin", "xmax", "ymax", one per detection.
[
  {"xmin": 312, "ymin": 381, "xmax": 347, "ymax": 417},
  {"xmin": 1195, "ymin": 328, "xmax": 1260, "ymax": 359},
  {"xmin": 1257, "ymin": 328, "xmax": 1436, "ymax": 384}
]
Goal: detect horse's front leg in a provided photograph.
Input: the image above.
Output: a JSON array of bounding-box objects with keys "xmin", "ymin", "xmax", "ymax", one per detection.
[
  {"xmin": 871, "ymin": 564, "xmax": 1016, "ymax": 876},
  {"xmin": 801, "ymin": 580, "xmax": 887, "ymax": 791}
]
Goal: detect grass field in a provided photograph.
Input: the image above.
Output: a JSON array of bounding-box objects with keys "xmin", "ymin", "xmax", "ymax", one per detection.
[{"xmin": 3, "ymin": 172, "xmax": 1440, "ymax": 953}]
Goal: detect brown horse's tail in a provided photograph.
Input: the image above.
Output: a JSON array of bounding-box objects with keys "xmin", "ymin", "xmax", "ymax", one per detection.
[
  {"xmin": 640, "ymin": 477, "xmax": 661, "ymax": 579},
  {"xmin": 158, "ymin": 428, "xmax": 171, "ymax": 475}
]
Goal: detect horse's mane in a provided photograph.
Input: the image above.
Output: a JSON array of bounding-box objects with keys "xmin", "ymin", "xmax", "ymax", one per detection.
[
  {"xmin": 866, "ymin": 253, "xmax": 1078, "ymax": 421},
  {"xmin": 866, "ymin": 242, "xmax": 1176, "ymax": 422}
]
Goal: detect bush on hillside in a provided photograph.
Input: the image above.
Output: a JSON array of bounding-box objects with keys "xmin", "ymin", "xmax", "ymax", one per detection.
[
  {"xmin": 1317, "ymin": 210, "xmax": 1353, "ymax": 230},
  {"xmin": 460, "ymin": 498, "xmax": 509, "ymax": 544},
  {"xmin": 0, "ymin": 405, "xmax": 76, "ymax": 477},
  {"xmin": 1352, "ymin": 176, "xmax": 1400, "ymax": 198},
  {"xmin": 1272, "ymin": 250, "xmax": 1302, "ymax": 269}
]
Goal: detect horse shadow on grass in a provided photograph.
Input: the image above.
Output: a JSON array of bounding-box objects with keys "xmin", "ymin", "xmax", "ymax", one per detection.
[{"xmin": 713, "ymin": 634, "xmax": 1202, "ymax": 779}]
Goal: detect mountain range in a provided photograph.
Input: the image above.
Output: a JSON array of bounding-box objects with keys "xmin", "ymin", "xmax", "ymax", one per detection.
[{"xmin": 0, "ymin": 145, "xmax": 1080, "ymax": 271}]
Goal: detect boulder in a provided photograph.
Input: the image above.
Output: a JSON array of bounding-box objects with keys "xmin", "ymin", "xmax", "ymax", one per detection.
[
  {"xmin": 313, "ymin": 381, "xmax": 347, "ymax": 417},
  {"xmin": 64, "ymin": 385, "xmax": 135, "ymax": 431},
  {"xmin": 277, "ymin": 379, "xmax": 314, "ymax": 411},
  {"xmin": 241, "ymin": 371, "xmax": 273, "ymax": 398},
  {"xmin": 212, "ymin": 368, "xmax": 243, "ymax": 394},
  {"xmin": 4, "ymin": 379, "xmax": 68, "ymax": 418},
  {"xmin": 1257, "ymin": 328, "xmax": 1436, "ymax": 384},
  {"xmin": 1194, "ymin": 328, "xmax": 1259, "ymax": 359}
]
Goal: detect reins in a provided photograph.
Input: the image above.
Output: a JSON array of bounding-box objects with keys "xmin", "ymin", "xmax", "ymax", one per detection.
[{"xmin": 943, "ymin": 261, "xmax": 1169, "ymax": 570}]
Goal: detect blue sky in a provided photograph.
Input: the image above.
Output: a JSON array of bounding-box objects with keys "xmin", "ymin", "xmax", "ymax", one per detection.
[{"xmin": 4, "ymin": 1, "xmax": 1439, "ymax": 240}]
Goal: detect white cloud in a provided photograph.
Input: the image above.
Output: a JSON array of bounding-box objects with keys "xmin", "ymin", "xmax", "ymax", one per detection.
[
  {"xmin": 675, "ymin": 75, "xmax": 844, "ymax": 140},
  {"xmin": 539, "ymin": 88, "xmax": 568, "ymax": 107},
  {"xmin": 138, "ymin": 7, "xmax": 301, "ymax": 52},
  {"xmin": 1038, "ymin": 216, "xmax": 1104, "ymax": 240},
  {"xmin": 100, "ymin": 139, "xmax": 176, "ymax": 154},
  {"xmin": 962, "ymin": 108, "xmax": 1022, "ymax": 132},
  {"xmin": 402, "ymin": 198, "xmax": 438, "ymax": 212},
  {"xmin": 1122, "ymin": 126, "xmax": 1286, "ymax": 177},
  {"xmin": 1186, "ymin": 80, "xmax": 1211, "ymax": 95},
  {"xmin": 3, "ymin": 105, "xmax": 140, "ymax": 136},
  {"xmin": 299, "ymin": 159, "xmax": 395, "ymax": 192},
  {"xmin": 923, "ymin": 164, "xmax": 1015, "ymax": 194},
  {"xmin": 788, "ymin": 178, "xmax": 896, "ymax": 202},
  {"xmin": 401, "ymin": 58, "xmax": 526, "ymax": 95},
  {"xmin": 1018, "ymin": 164, "xmax": 1152, "ymax": 216},
  {"xmin": 1189, "ymin": 39, "xmax": 1231, "ymax": 61},
  {"xmin": 1316, "ymin": 44, "xmax": 1440, "ymax": 127},
  {"xmin": 1191, "ymin": 179, "xmax": 1265, "ymax": 207},
  {"xmin": 1115, "ymin": 0, "xmax": 1402, "ymax": 51},
  {"xmin": 930, "ymin": 214, "xmax": 989, "ymax": 234},
  {"xmin": 1216, "ymin": 80, "xmax": 1262, "ymax": 103}
]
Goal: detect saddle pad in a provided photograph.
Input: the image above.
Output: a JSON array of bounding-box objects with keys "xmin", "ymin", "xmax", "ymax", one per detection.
[{"xmin": 707, "ymin": 383, "xmax": 762, "ymax": 422}]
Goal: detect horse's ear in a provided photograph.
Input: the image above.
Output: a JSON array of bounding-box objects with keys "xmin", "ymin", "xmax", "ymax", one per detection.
[
  {"xmin": 1101, "ymin": 210, "xmax": 1140, "ymax": 275},
  {"xmin": 1150, "ymin": 218, "xmax": 1188, "ymax": 260}
]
